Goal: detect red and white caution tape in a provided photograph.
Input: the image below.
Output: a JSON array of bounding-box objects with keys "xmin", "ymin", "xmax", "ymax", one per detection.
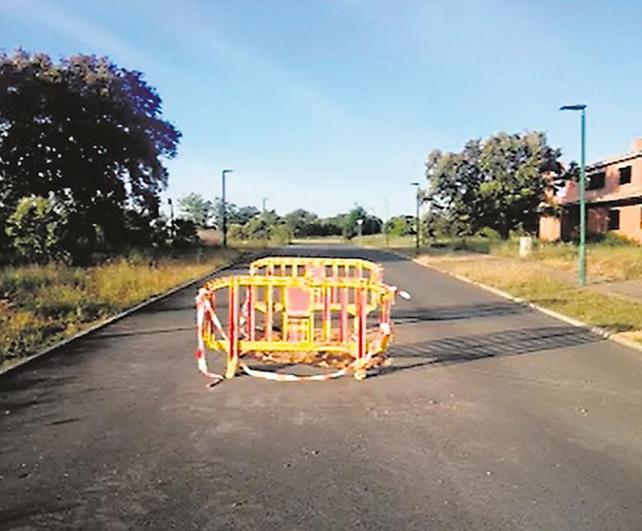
[
  {"xmin": 194, "ymin": 283, "xmax": 410, "ymax": 385},
  {"xmin": 195, "ymin": 288, "xmax": 224, "ymax": 386},
  {"xmin": 239, "ymin": 363, "xmax": 349, "ymax": 382}
]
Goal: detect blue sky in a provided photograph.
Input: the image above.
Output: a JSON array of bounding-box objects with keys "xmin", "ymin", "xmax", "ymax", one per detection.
[{"xmin": 2, "ymin": 0, "xmax": 641, "ymax": 218}]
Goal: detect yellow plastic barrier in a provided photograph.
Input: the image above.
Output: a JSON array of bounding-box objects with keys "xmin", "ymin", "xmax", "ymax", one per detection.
[{"xmin": 194, "ymin": 257, "xmax": 408, "ymax": 384}]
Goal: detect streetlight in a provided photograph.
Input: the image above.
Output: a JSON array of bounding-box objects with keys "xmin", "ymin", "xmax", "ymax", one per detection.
[
  {"xmin": 356, "ymin": 218, "xmax": 364, "ymax": 239},
  {"xmin": 560, "ymin": 104, "xmax": 587, "ymax": 286},
  {"xmin": 262, "ymin": 197, "xmax": 268, "ymax": 213},
  {"xmin": 167, "ymin": 197, "xmax": 175, "ymax": 241},
  {"xmin": 383, "ymin": 198, "xmax": 389, "ymax": 248},
  {"xmin": 221, "ymin": 169, "xmax": 233, "ymax": 248},
  {"xmin": 410, "ymin": 182, "xmax": 421, "ymax": 253}
]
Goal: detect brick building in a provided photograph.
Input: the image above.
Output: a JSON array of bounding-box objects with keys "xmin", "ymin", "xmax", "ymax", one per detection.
[{"xmin": 539, "ymin": 138, "xmax": 642, "ymax": 244}]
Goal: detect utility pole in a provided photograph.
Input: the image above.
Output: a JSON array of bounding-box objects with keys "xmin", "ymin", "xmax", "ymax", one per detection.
[
  {"xmin": 383, "ymin": 198, "xmax": 389, "ymax": 247},
  {"xmin": 410, "ymin": 182, "xmax": 421, "ymax": 253},
  {"xmin": 167, "ymin": 198, "xmax": 175, "ymax": 241},
  {"xmin": 221, "ymin": 169, "xmax": 233, "ymax": 248},
  {"xmin": 560, "ymin": 104, "xmax": 587, "ymax": 286}
]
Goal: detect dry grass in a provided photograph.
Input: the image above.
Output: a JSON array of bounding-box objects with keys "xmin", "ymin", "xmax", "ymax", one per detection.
[
  {"xmin": 420, "ymin": 255, "xmax": 642, "ymax": 341},
  {"xmin": 361, "ymin": 232, "xmax": 641, "ymax": 282},
  {"xmin": 0, "ymin": 248, "xmax": 238, "ymax": 364},
  {"xmin": 492, "ymin": 240, "xmax": 642, "ymax": 281},
  {"xmin": 356, "ymin": 234, "xmax": 416, "ymax": 249}
]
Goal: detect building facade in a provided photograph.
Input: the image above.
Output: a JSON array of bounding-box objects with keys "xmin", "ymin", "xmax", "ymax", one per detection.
[{"xmin": 539, "ymin": 138, "xmax": 642, "ymax": 244}]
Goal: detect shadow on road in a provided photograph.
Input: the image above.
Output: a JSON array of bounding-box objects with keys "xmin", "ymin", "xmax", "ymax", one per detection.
[
  {"xmin": 393, "ymin": 301, "xmax": 532, "ymax": 324},
  {"xmin": 383, "ymin": 326, "xmax": 603, "ymax": 375}
]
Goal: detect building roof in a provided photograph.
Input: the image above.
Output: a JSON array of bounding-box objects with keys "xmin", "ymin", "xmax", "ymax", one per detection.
[
  {"xmin": 586, "ymin": 149, "xmax": 642, "ymax": 172},
  {"xmin": 561, "ymin": 184, "xmax": 642, "ymax": 206}
]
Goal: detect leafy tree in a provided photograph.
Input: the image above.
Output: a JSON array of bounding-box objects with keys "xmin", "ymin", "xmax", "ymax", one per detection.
[
  {"xmin": 178, "ymin": 193, "xmax": 214, "ymax": 228},
  {"xmin": 171, "ymin": 218, "xmax": 200, "ymax": 248},
  {"xmin": 269, "ymin": 224, "xmax": 293, "ymax": 245},
  {"xmin": 0, "ymin": 50, "xmax": 181, "ymax": 248},
  {"xmin": 211, "ymin": 199, "xmax": 259, "ymax": 228},
  {"xmin": 227, "ymin": 223, "xmax": 247, "ymax": 241},
  {"xmin": 235, "ymin": 205, "xmax": 260, "ymax": 224},
  {"xmin": 244, "ymin": 212, "xmax": 276, "ymax": 240},
  {"xmin": 478, "ymin": 132, "xmax": 561, "ymax": 238},
  {"xmin": 425, "ymin": 132, "xmax": 561, "ymax": 239},
  {"xmin": 422, "ymin": 209, "xmax": 451, "ymax": 241},
  {"xmin": 148, "ymin": 216, "xmax": 171, "ymax": 248},
  {"xmin": 321, "ymin": 214, "xmax": 346, "ymax": 236},
  {"xmin": 425, "ymin": 139, "xmax": 484, "ymax": 237},
  {"xmin": 343, "ymin": 206, "xmax": 382, "ymax": 239},
  {"xmin": 284, "ymin": 209, "xmax": 319, "ymax": 236},
  {"xmin": 5, "ymin": 195, "xmax": 69, "ymax": 263},
  {"xmin": 384, "ymin": 215, "xmax": 415, "ymax": 237}
]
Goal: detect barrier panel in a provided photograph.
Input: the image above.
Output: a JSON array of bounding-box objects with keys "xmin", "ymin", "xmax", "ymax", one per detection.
[{"xmin": 195, "ymin": 257, "xmax": 408, "ymax": 384}]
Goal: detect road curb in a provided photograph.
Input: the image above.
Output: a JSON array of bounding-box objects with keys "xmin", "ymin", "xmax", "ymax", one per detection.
[
  {"xmin": 0, "ymin": 250, "xmax": 264, "ymax": 377},
  {"xmin": 384, "ymin": 248, "xmax": 642, "ymax": 355}
]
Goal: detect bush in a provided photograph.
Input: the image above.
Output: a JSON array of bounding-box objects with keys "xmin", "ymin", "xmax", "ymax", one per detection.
[
  {"xmin": 476, "ymin": 227, "xmax": 501, "ymax": 240},
  {"xmin": 589, "ymin": 232, "xmax": 636, "ymax": 247},
  {"xmin": 171, "ymin": 219, "xmax": 200, "ymax": 248},
  {"xmin": 228, "ymin": 223, "xmax": 247, "ymax": 241},
  {"xmin": 5, "ymin": 196, "xmax": 70, "ymax": 264},
  {"xmin": 270, "ymin": 224, "xmax": 293, "ymax": 245}
]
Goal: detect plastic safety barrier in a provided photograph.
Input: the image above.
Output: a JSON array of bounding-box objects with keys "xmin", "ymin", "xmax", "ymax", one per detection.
[{"xmin": 194, "ymin": 256, "xmax": 408, "ymax": 385}]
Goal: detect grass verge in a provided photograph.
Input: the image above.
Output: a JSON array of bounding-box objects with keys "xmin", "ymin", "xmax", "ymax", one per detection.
[
  {"xmin": 417, "ymin": 255, "xmax": 642, "ymax": 344},
  {"xmin": 358, "ymin": 233, "xmax": 641, "ymax": 282},
  {"xmin": 0, "ymin": 248, "xmax": 238, "ymax": 366}
]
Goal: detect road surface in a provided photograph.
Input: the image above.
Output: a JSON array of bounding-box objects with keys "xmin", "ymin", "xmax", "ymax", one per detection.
[{"xmin": 1, "ymin": 245, "xmax": 642, "ymax": 530}]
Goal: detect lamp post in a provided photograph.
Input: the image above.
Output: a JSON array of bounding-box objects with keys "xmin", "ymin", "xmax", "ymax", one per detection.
[
  {"xmin": 167, "ymin": 198, "xmax": 175, "ymax": 241},
  {"xmin": 410, "ymin": 182, "xmax": 421, "ymax": 253},
  {"xmin": 262, "ymin": 197, "xmax": 268, "ymax": 213},
  {"xmin": 560, "ymin": 104, "xmax": 587, "ymax": 286},
  {"xmin": 383, "ymin": 198, "xmax": 389, "ymax": 248},
  {"xmin": 221, "ymin": 169, "xmax": 233, "ymax": 248}
]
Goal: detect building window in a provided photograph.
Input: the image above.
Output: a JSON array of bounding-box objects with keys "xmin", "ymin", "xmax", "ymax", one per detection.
[
  {"xmin": 587, "ymin": 171, "xmax": 605, "ymax": 190},
  {"xmin": 608, "ymin": 209, "xmax": 620, "ymax": 230},
  {"xmin": 619, "ymin": 166, "xmax": 632, "ymax": 184}
]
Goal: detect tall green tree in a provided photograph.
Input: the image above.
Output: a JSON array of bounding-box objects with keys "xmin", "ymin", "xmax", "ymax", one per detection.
[
  {"xmin": 178, "ymin": 193, "xmax": 214, "ymax": 227},
  {"xmin": 478, "ymin": 132, "xmax": 561, "ymax": 238},
  {"xmin": 0, "ymin": 50, "xmax": 181, "ymax": 247},
  {"xmin": 343, "ymin": 206, "xmax": 382, "ymax": 239},
  {"xmin": 384, "ymin": 215, "xmax": 415, "ymax": 237},
  {"xmin": 425, "ymin": 132, "xmax": 561, "ymax": 238},
  {"xmin": 425, "ymin": 139, "xmax": 484, "ymax": 237},
  {"xmin": 211, "ymin": 198, "xmax": 259, "ymax": 228},
  {"xmin": 283, "ymin": 209, "xmax": 319, "ymax": 236}
]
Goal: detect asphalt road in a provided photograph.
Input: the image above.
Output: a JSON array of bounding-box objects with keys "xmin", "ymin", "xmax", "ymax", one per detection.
[{"xmin": 1, "ymin": 245, "xmax": 642, "ymax": 530}]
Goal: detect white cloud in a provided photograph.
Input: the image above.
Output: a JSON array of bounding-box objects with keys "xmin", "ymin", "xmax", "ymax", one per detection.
[{"xmin": 1, "ymin": 0, "xmax": 150, "ymax": 68}]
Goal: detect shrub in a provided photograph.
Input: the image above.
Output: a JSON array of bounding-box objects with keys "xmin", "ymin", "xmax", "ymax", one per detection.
[
  {"xmin": 5, "ymin": 196, "xmax": 70, "ymax": 264},
  {"xmin": 270, "ymin": 224, "xmax": 293, "ymax": 245},
  {"xmin": 476, "ymin": 227, "xmax": 501, "ymax": 240},
  {"xmin": 228, "ymin": 223, "xmax": 247, "ymax": 241},
  {"xmin": 171, "ymin": 219, "xmax": 200, "ymax": 248}
]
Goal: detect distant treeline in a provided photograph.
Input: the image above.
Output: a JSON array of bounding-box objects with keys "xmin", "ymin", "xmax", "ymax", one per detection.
[{"xmin": 176, "ymin": 193, "xmax": 417, "ymax": 241}]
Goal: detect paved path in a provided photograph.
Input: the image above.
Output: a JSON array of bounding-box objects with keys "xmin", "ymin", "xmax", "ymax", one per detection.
[{"xmin": 1, "ymin": 245, "xmax": 642, "ymax": 530}]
